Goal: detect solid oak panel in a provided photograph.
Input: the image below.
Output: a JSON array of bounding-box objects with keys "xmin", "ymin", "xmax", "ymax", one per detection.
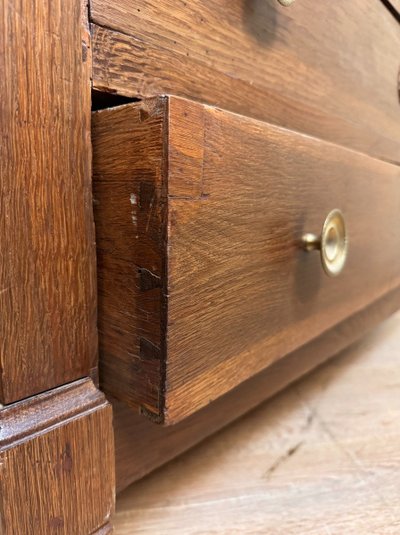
[
  {"xmin": 0, "ymin": 0, "xmax": 97, "ymax": 403},
  {"xmin": 90, "ymin": 0, "xmax": 400, "ymax": 163},
  {"xmin": 93, "ymin": 96, "xmax": 400, "ymax": 423},
  {"xmin": 0, "ymin": 379, "xmax": 115, "ymax": 534},
  {"xmin": 93, "ymin": 98, "xmax": 166, "ymax": 417},
  {"xmin": 113, "ymin": 287, "xmax": 400, "ymax": 493}
]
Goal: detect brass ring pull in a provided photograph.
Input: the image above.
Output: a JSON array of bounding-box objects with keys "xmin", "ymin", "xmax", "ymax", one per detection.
[
  {"xmin": 277, "ymin": 0, "xmax": 295, "ymax": 6},
  {"xmin": 302, "ymin": 209, "xmax": 348, "ymax": 277}
]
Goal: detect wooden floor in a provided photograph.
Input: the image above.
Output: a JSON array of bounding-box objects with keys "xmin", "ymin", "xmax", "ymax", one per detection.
[{"xmin": 114, "ymin": 312, "xmax": 400, "ymax": 534}]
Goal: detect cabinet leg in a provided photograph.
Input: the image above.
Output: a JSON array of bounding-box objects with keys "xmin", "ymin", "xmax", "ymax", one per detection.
[{"xmin": 0, "ymin": 379, "xmax": 115, "ymax": 534}]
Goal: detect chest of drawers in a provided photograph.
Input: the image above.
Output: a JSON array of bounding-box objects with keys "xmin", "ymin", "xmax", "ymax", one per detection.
[{"xmin": 1, "ymin": 0, "xmax": 400, "ymax": 532}]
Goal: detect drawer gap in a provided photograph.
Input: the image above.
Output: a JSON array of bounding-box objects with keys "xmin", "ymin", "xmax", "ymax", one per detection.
[{"xmin": 91, "ymin": 88, "xmax": 139, "ymax": 111}]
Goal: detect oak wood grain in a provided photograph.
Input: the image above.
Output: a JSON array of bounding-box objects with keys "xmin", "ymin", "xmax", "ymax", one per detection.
[
  {"xmin": 0, "ymin": 0, "xmax": 97, "ymax": 403},
  {"xmin": 90, "ymin": 0, "xmax": 400, "ymax": 163},
  {"xmin": 113, "ymin": 287, "xmax": 400, "ymax": 493},
  {"xmin": 114, "ymin": 310, "xmax": 400, "ymax": 534},
  {"xmin": 0, "ymin": 379, "xmax": 115, "ymax": 535},
  {"xmin": 93, "ymin": 99, "xmax": 167, "ymax": 417},
  {"xmin": 93, "ymin": 96, "xmax": 400, "ymax": 423}
]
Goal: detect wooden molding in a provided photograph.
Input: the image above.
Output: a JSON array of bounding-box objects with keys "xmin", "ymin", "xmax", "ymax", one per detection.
[{"xmin": 0, "ymin": 379, "xmax": 115, "ymax": 534}]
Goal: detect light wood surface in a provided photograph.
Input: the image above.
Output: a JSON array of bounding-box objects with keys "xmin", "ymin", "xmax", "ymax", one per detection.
[
  {"xmin": 93, "ymin": 96, "xmax": 400, "ymax": 423},
  {"xmin": 114, "ymin": 311, "xmax": 400, "ymax": 534},
  {"xmin": 0, "ymin": 0, "xmax": 97, "ymax": 403},
  {"xmin": 90, "ymin": 0, "xmax": 400, "ymax": 163}
]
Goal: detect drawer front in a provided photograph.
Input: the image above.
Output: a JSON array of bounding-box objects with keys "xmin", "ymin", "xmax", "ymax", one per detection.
[
  {"xmin": 91, "ymin": 0, "xmax": 400, "ymax": 164},
  {"xmin": 93, "ymin": 96, "xmax": 400, "ymax": 423}
]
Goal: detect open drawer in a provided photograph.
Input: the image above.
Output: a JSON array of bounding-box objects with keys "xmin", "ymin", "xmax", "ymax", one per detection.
[{"xmin": 92, "ymin": 96, "xmax": 400, "ymax": 424}]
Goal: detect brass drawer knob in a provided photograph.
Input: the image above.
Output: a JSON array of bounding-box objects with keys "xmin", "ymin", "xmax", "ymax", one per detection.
[
  {"xmin": 302, "ymin": 209, "xmax": 348, "ymax": 277},
  {"xmin": 277, "ymin": 0, "xmax": 295, "ymax": 5}
]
